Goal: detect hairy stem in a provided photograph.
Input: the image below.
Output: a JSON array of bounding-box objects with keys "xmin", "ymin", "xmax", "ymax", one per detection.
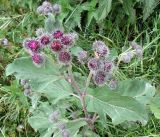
[
  {"xmin": 67, "ymin": 65, "xmax": 88, "ymax": 119},
  {"xmin": 84, "ymin": 71, "xmax": 92, "ymax": 93}
]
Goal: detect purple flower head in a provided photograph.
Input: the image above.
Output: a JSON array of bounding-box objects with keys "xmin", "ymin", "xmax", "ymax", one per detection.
[
  {"xmin": 42, "ymin": 1, "xmax": 52, "ymax": 7},
  {"xmin": 32, "ymin": 53, "xmax": 45, "ymax": 67},
  {"xmin": 93, "ymin": 40, "xmax": 109, "ymax": 57},
  {"xmin": 23, "ymin": 38, "xmax": 41, "ymax": 53},
  {"xmin": 53, "ymin": 4, "xmax": 61, "ymax": 15},
  {"xmin": 62, "ymin": 130, "xmax": 70, "ymax": 137},
  {"xmin": 103, "ymin": 61, "xmax": 114, "ymax": 73},
  {"xmin": 48, "ymin": 111, "xmax": 59, "ymax": 123},
  {"xmin": 37, "ymin": 1, "xmax": 53, "ymax": 15},
  {"xmin": 131, "ymin": 41, "xmax": 142, "ymax": 50},
  {"xmin": 52, "ymin": 30, "xmax": 63, "ymax": 39},
  {"xmin": 35, "ymin": 28, "xmax": 45, "ymax": 37},
  {"xmin": 58, "ymin": 51, "xmax": 72, "ymax": 65},
  {"xmin": 23, "ymin": 83, "xmax": 30, "ymax": 89},
  {"xmin": 51, "ymin": 40, "xmax": 63, "ymax": 53},
  {"xmin": 39, "ymin": 34, "xmax": 50, "ymax": 46},
  {"xmin": 20, "ymin": 79, "xmax": 28, "ymax": 86},
  {"xmin": 58, "ymin": 123, "xmax": 66, "ymax": 131},
  {"xmin": 61, "ymin": 33, "xmax": 75, "ymax": 47},
  {"xmin": 88, "ymin": 58, "xmax": 103, "ymax": 72},
  {"xmin": 43, "ymin": 6, "xmax": 53, "ymax": 15},
  {"xmin": 1, "ymin": 38, "xmax": 8, "ymax": 46},
  {"xmin": 77, "ymin": 50, "xmax": 87, "ymax": 64},
  {"xmin": 37, "ymin": 6, "xmax": 44, "ymax": 14},
  {"xmin": 135, "ymin": 48, "xmax": 143, "ymax": 58},
  {"xmin": 24, "ymin": 89, "xmax": 32, "ymax": 97},
  {"xmin": 93, "ymin": 70, "xmax": 107, "ymax": 86},
  {"xmin": 121, "ymin": 52, "xmax": 133, "ymax": 63}
]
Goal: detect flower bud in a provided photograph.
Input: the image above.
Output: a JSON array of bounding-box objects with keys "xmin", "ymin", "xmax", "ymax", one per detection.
[
  {"xmin": 53, "ymin": 4, "xmax": 61, "ymax": 15},
  {"xmin": 20, "ymin": 79, "xmax": 27, "ymax": 86},
  {"xmin": 88, "ymin": 58, "xmax": 103, "ymax": 72},
  {"xmin": 58, "ymin": 123, "xmax": 66, "ymax": 131},
  {"xmin": 77, "ymin": 50, "xmax": 87, "ymax": 64},
  {"xmin": 1, "ymin": 38, "xmax": 8, "ymax": 46},
  {"xmin": 35, "ymin": 28, "xmax": 45, "ymax": 37},
  {"xmin": 24, "ymin": 89, "xmax": 32, "ymax": 96},
  {"xmin": 58, "ymin": 51, "xmax": 72, "ymax": 65},
  {"xmin": 121, "ymin": 52, "xmax": 133, "ymax": 63},
  {"xmin": 93, "ymin": 70, "xmax": 107, "ymax": 86},
  {"xmin": 61, "ymin": 34, "xmax": 75, "ymax": 48},
  {"xmin": 131, "ymin": 41, "xmax": 142, "ymax": 50},
  {"xmin": 52, "ymin": 30, "xmax": 63, "ymax": 39},
  {"xmin": 48, "ymin": 111, "xmax": 59, "ymax": 123},
  {"xmin": 42, "ymin": 1, "xmax": 52, "ymax": 7},
  {"xmin": 23, "ymin": 38, "xmax": 41, "ymax": 53},
  {"xmin": 37, "ymin": 1, "xmax": 53, "ymax": 15},
  {"xmin": 32, "ymin": 53, "xmax": 45, "ymax": 67},
  {"xmin": 50, "ymin": 40, "xmax": 63, "ymax": 53},
  {"xmin": 135, "ymin": 48, "xmax": 143, "ymax": 58},
  {"xmin": 109, "ymin": 79, "xmax": 118, "ymax": 90},
  {"xmin": 103, "ymin": 61, "xmax": 114, "ymax": 73},
  {"xmin": 37, "ymin": 6, "xmax": 44, "ymax": 14},
  {"xmin": 43, "ymin": 6, "xmax": 53, "ymax": 15},
  {"xmin": 93, "ymin": 40, "xmax": 109, "ymax": 57},
  {"xmin": 23, "ymin": 83, "xmax": 30, "ymax": 89},
  {"xmin": 62, "ymin": 130, "xmax": 70, "ymax": 137},
  {"xmin": 39, "ymin": 34, "xmax": 50, "ymax": 45}
]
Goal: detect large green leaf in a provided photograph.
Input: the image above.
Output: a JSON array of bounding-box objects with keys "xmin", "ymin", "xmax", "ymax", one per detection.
[
  {"xmin": 64, "ymin": 5, "xmax": 83, "ymax": 30},
  {"xmin": 5, "ymin": 57, "xmax": 72, "ymax": 101},
  {"xmin": 29, "ymin": 101, "xmax": 86, "ymax": 136},
  {"xmin": 116, "ymin": 79, "xmax": 156, "ymax": 105},
  {"xmin": 95, "ymin": 0, "xmax": 112, "ymax": 21},
  {"xmin": 143, "ymin": 0, "xmax": 160, "ymax": 21},
  {"xmin": 38, "ymin": 79, "xmax": 73, "ymax": 102},
  {"xmin": 86, "ymin": 87, "xmax": 148, "ymax": 125},
  {"xmin": 6, "ymin": 57, "xmax": 61, "ymax": 90},
  {"xmin": 28, "ymin": 102, "xmax": 53, "ymax": 130},
  {"xmin": 149, "ymin": 95, "xmax": 160, "ymax": 119},
  {"xmin": 6, "ymin": 57, "xmax": 60, "ymax": 79},
  {"xmin": 122, "ymin": 0, "xmax": 136, "ymax": 24},
  {"xmin": 53, "ymin": 119, "xmax": 87, "ymax": 137}
]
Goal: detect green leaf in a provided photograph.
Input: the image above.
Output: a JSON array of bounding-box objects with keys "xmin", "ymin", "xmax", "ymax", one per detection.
[
  {"xmin": 28, "ymin": 102, "xmax": 53, "ymax": 130},
  {"xmin": 116, "ymin": 79, "xmax": 156, "ymax": 105},
  {"xmin": 79, "ymin": 130, "xmax": 100, "ymax": 137},
  {"xmin": 150, "ymin": 95, "xmax": 160, "ymax": 119},
  {"xmin": 81, "ymin": 1, "xmax": 97, "ymax": 27},
  {"xmin": 86, "ymin": 87, "xmax": 148, "ymax": 125},
  {"xmin": 143, "ymin": 0, "xmax": 160, "ymax": 21},
  {"xmin": 122, "ymin": 0, "xmax": 136, "ymax": 24},
  {"xmin": 53, "ymin": 119, "xmax": 87, "ymax": 137},
  {"xmin": 65, "ymin": 5, "xmax": 83, "ymax": 30},
  {"xmin": 95, "ymin": 0, "xmax": 112, "ymax": 21},
  {"xmin": 6, "ymin": 57, "xmax": 61, "ymax": 90},
  {"xmin": 6, "ymin": 57, "xmax": 73, "ymax": 101},
  {"xmin": 39, "ymin": 79, "xmax": 73, "ymax": 102}
]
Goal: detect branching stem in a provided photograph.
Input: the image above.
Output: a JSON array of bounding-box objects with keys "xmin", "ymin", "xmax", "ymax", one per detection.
[
  {"xmin": 67, "ymin": 65, "xmax": 98, "ymax": 131},
  {"xmin": 67, "ymin": 65, "xmax": 88, "ymax": 119}
]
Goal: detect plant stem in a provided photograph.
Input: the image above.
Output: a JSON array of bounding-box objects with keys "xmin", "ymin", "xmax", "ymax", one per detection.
[
  {"xmin": 67, "ymin": 65, "xmax": 88, "ymax": 119},
  {"xmin": 0, "ymin": 128, "xmax": 6, "ymax": 137},
  {"xmin": 84, "ymin": 71, "xmax": 92, "ymax": 93}
]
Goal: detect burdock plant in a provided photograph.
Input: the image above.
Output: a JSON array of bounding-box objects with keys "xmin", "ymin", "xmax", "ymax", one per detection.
[{"xmin": 6, "ymin": 1, "xmax": 158, "ymax": 137}]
